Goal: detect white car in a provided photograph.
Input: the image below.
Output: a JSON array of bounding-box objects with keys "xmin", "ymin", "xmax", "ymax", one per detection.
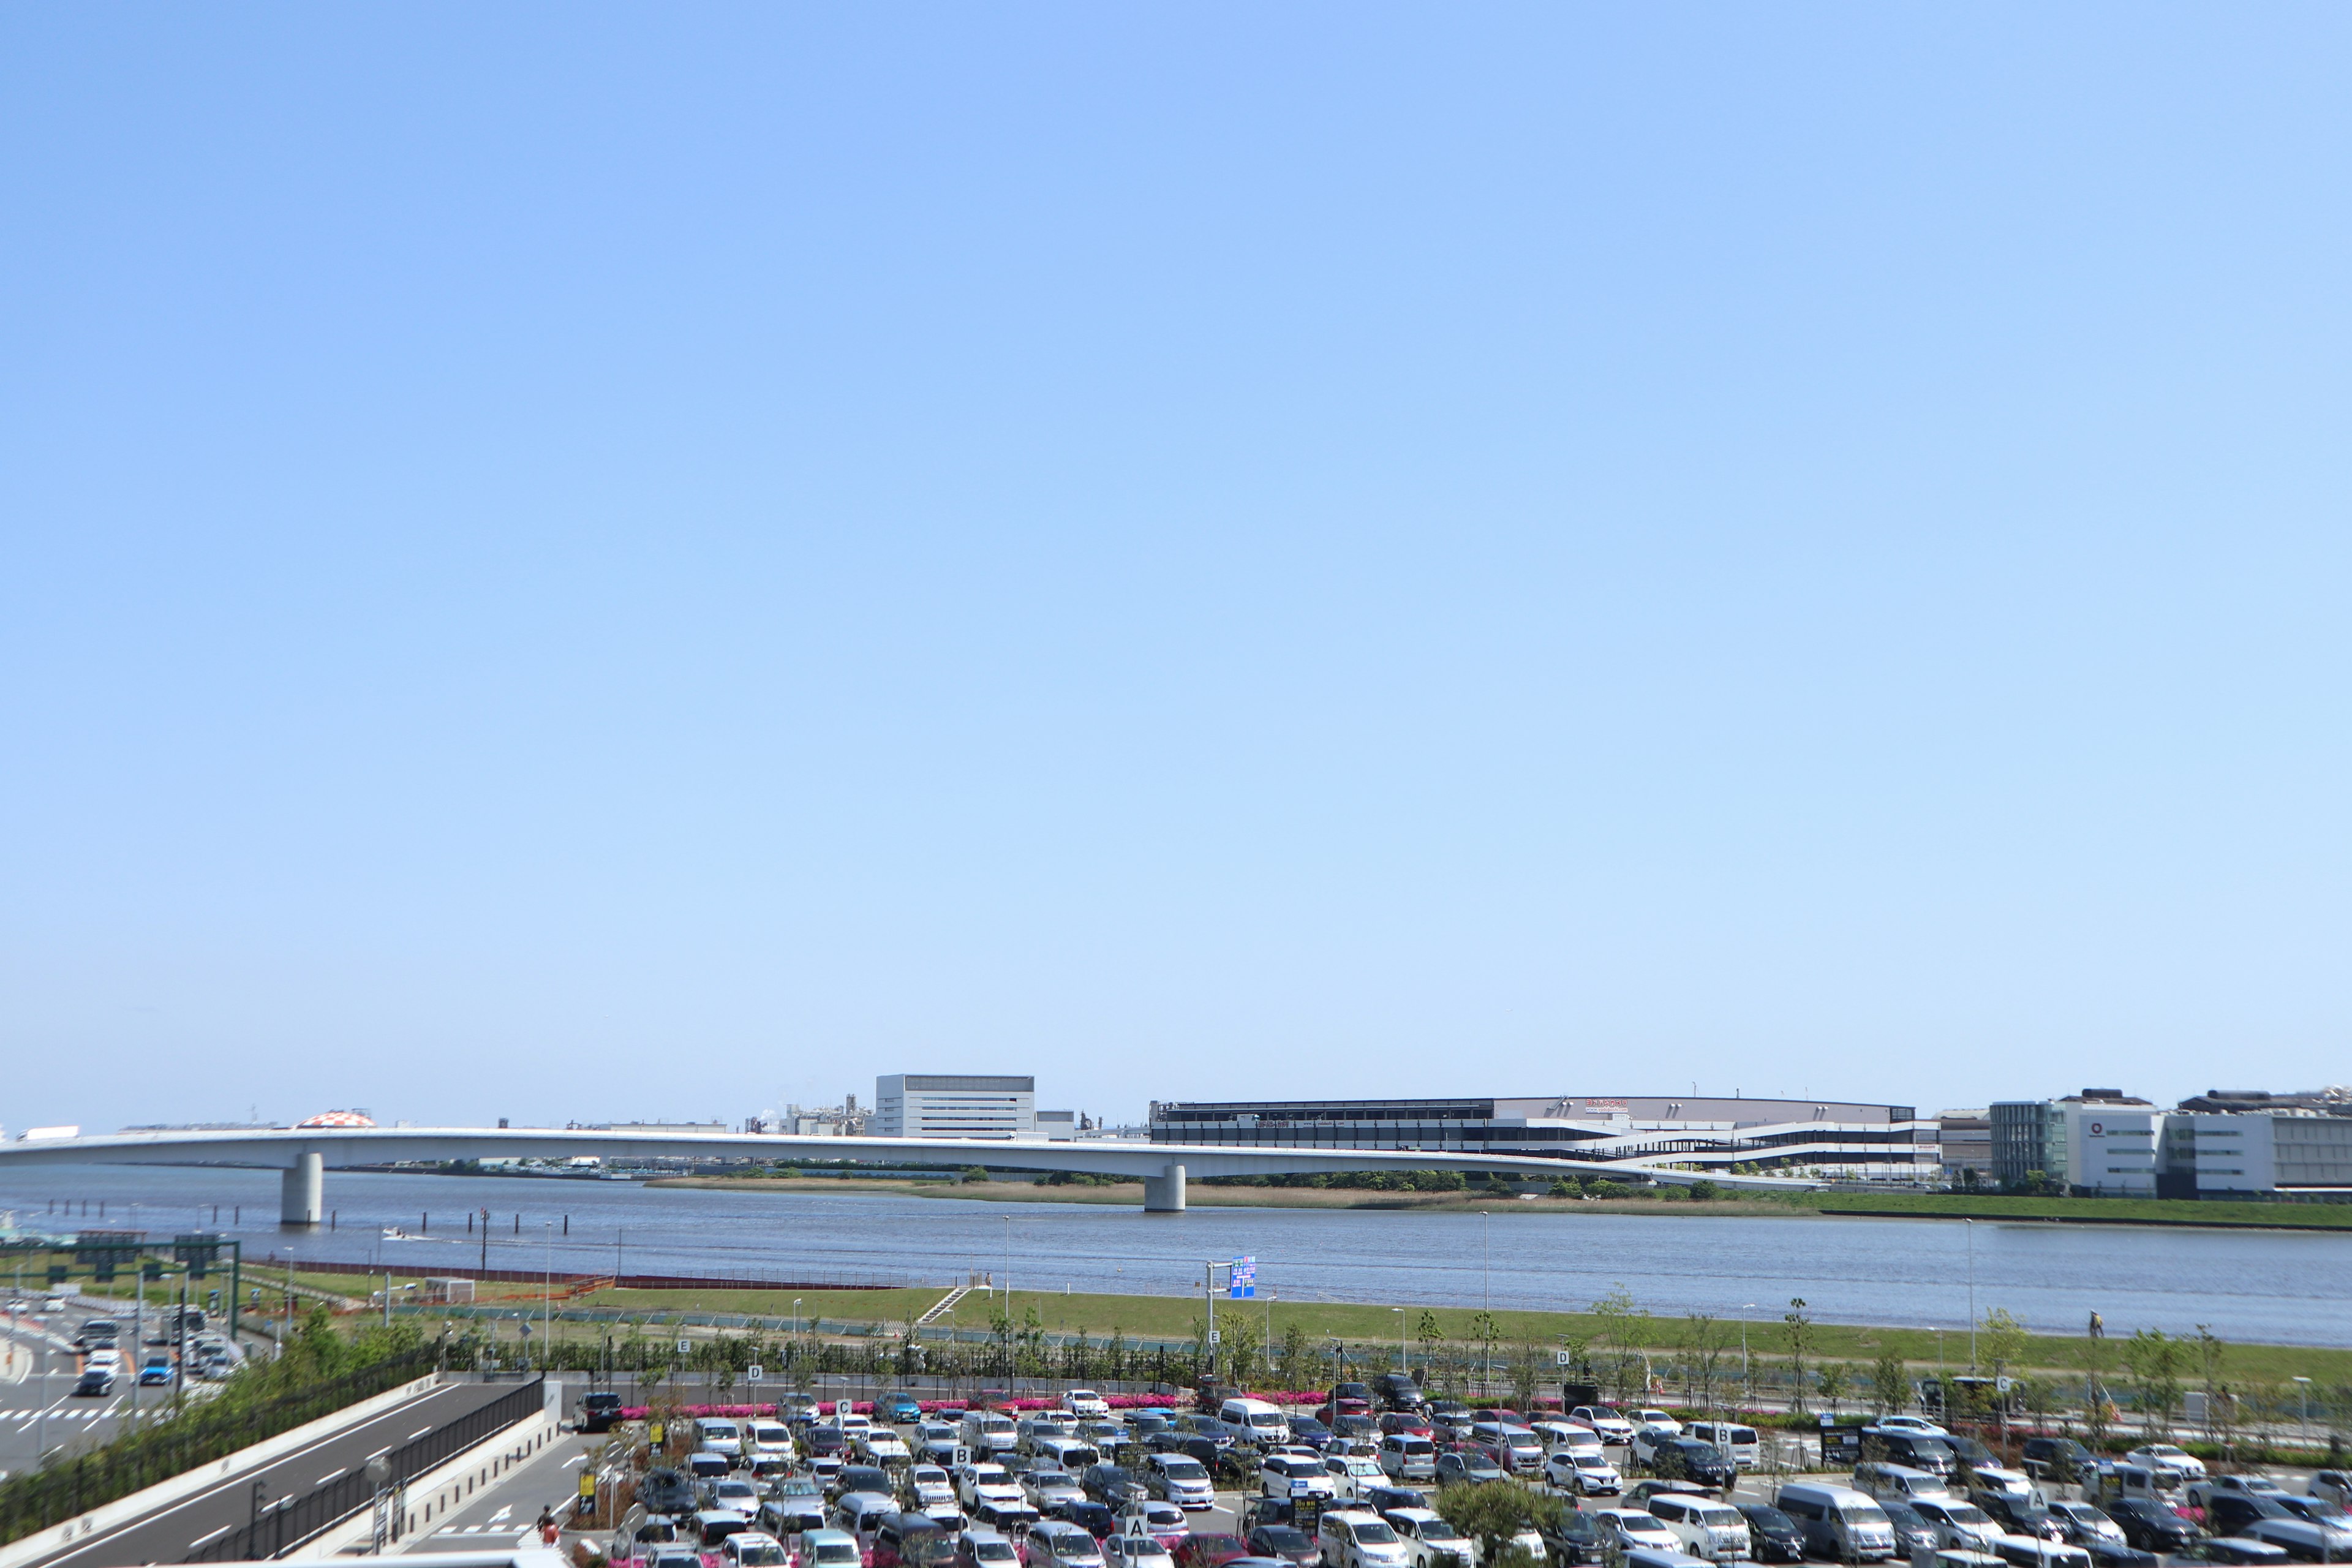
[
  {"xmin": 1382, "ymin": 1509, "xmax": 1474, "ymax": 1568},
  {"xmin": 958, "ymin": 1463, "xmax": 1025, "ymax": 1510},
  {"xmin": 1534, "ymin": 1420, "xmax": 1602, "ymax": 1457},
  {"xmin": 909, "ymin": 1465, "xmax": 958, "ymax": 1511},
  {"xmin": 1875, "ymin": 1416, "xmax": 1948, "ymax": 1437},
  {"xmin": 2046, "ymin": 1502, "xmax": 2127, "ymax": 1550},
  {"xmin": 747, "ymin": 1420, "xmax": 794, "ymax": 1458},
  {"xmin": 1570, "ymin": 1406, "xmax": 1638, "ymax": 1444},
  {"xmin": 1063, "ymin": 1389, "xmax": 1112, "ymax": 1419},
  {"xmin": 1594, "ymin": 1511, "xmax": 1681, "ymax": 1555},
  {"xmin": 1634, "ymin": 1410, "xmax": 1684, "ymax": 1438},
  {"xmin": 1630, "ymin": 1425, "xmax": 1684, "ymax": 1468},
  {"xmin": 1327, "ymin": 1453, "xmax": 1387, "ymax": 1499},
  {"xmin": 1025, "ymin": 1466, "xmax": 1086, "ymax": 1509},
  {"xmin": 84, "ymin": 1347, "xmax": 121, "ymax": 1371},
  {"xmin": 1910, "ymin": 1498, "xmax": 2003, "ymax": 1554},
  {"xmin": 1265, "ymin": 1453, "xmax": 1339, "ymax": 1502},
  {"xmin": 2125, "ymin": 1445, "xmax": 2206, "ymax": 1479},
  {"xmin": 1968, "ymin": 1468, "xmax": 2038, "ymax": 1507},
  {"xmin": 1544, "ymin": 1449, "xmax": 1622, "ymax": 1496},
  {"xmin": 1319, "ymin": 1510, "xmax": 1412, "ymax": 1568},
  {"xmin": 863, "ymin": 1429, "xmax": 912, "ymax": 1463}
]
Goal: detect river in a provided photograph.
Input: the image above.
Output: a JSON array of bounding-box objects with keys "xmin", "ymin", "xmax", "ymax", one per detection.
[{"xmin": 4, "ymin": 1166, "xmax": 2346, "ymax": 1347}]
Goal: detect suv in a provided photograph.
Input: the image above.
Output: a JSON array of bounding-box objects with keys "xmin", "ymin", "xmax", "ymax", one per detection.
[
  {"xmin": 1570, "ymin": 1406, "xmax": 1637, "ymax": 1444},
  {"xmin": 580, "ymin": 1392, "xmax": 624, "ymax": 1432},
  {"xmin": 1379, "ymin": 1510, "xmax": 1469, "ymax": 1568},
  {"xmin": 1318, "ymin": 1510, "xmax": 1411, "ymax": 1568},
  {"xmin": 1373, "ymin": 1374, "xmax": 1425, "ymax": 1412},
  {"xmin": 1651, "ymin": 1439, "xmax": 1736, "ymax": 1490},
  {"xmin": 2022, "ymin": 1438, "xmax": 2095, "ymax": 1483}
]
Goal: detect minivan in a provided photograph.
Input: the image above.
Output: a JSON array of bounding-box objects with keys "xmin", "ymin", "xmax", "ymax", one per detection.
[
  {"xmin": 1774, "ymin": 1484, "xmax": 1897, "ymax": 1562},
  {"xmin": 698, "ymin": 1419, "xmax": 745, "ymax": 1458},
  {"xmin": 1686, "ymin": 1423, "xmax": 1761, "ymax": 1470},
  {"xmin": 1860, "ymin": 1431, "xmax": 1956, "ymax": 1477},
  {"xmin": 962, "ymin": 1412, "xmax": 1019, "ymax": 1455},
  {"xmin": 1037, "ymin": 1438, "xmax": 1101, "ymax": 1474},
  {"xmin": 1854, "ymin": 1463, "xmax": 1954, "ymax": 1506},
  {"xmin": 1645, "ymin": 1494, "xmax": 1752, "ymax": 1562},
  {"xmin": 1221, "ymin": 1399, "xmax": 1292, "ymax": 1447},
  {"xmin": 1379, "ymin": 1434, "xmax": 1436, "ymax": 1482}
]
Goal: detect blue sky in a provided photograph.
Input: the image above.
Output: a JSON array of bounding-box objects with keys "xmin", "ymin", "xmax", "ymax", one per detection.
[{"xmin": 4, "ymin": 7, "xmax": 2348, "ymax": 1132}]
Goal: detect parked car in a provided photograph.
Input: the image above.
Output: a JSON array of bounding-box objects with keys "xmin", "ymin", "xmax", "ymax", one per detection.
[
  {"xmin": 1317, "ymin": 1511, "xmax": 1411, "ymax": 1568},
  {"xmin": 1027, "ymin": 1466, "xmax": 1088, "ymax": 1512},
  {"xmin": 1378, "ymin": 1510, "xmax": 1468, "ymax": 1568},
  {"xmin": 956, "ymin": 1532, "xmax": 1025, "ymax": 1568},
  {"xmin": 1538, "ymin": 1512, "xmax": 1608, "ymax": 1566},
  {"xmin": 1264, "ymin": 1455, "xmax": 1338, "ymax": 1504},
  {"xmin": 1379, "ymin": 1435, "xmax": 1436, "ymax": 1483},
  {"xmin": 1684, "ymin": 1423, "xmax": 1760, "ymax": 1470},
  {"xmin": 1172, "ymin": 1534, "xmax": 1251, "ymax": 1568},
  {"xmin": 1645, "ymin": 1493, "xmax": 1752, "ymax": 1561},
  {"xmin": 1107, "ymin": 1537, "xmax": 1178, "ymax": 1568},
  {"xmin": 1570, "ymin": 1407, "xmax": 1637, "ymax": 1444},
  {"xmin": 2104, "ymin": 1499, "xmax": 2198, "ymax": 1556},
  {"xmin": 1651, "ymin": 1439, "xmax": 1736, "ymax": 1490},
  {"xmin": 1773, "ymin": 1483, "xmax": 1898, "ymax": 1562},
  {"xmin": 1592, "ymin": 1510, "xmax": 1683, "ymax": 1556},
  {"xmin": 1735, "ymin": 1504, "xmax": 1805, "ymax": 1564},
  {"xmin": 579, "ymin": 1391, "xmax": 624, "ymax": 1432},
  {"xmin": 1325, "ymin": 1453, "xmax": 1388, "ymax": 1500},
  {"xmin": 1247, "ymin": 1526, "xmax": 1320, "ymax": 1568},
  {"xmin": 2122, "ymin": 1446, "xmax": 2206, "ymax": 1480},
  {"xmin": 1545, "ymin": 1449, "xmax": 1623, "ymax": 1496},
  {"xmin": 2204, "ymin": 1494, "xmax": 2352, "ymax": 1560},
  {"xmin": 880, "ymin": 1395, "xmax": 924, "ymax": 1424},
  {"xmin": 1433, "ymin": 1451, "xmax": 1502, "ymax": 1487},
  {"xmin": 1878, "ymin": 1501, "xmax": 1944, "ymax": 1561},
  {"xmin": 2022, "ymin": 1439, "xmax": 2096, "ymax": 1484},
  {"xmin": 1907, "ymin": 1498, "xmax": 2003, "ymax": 1555},
  {"xmin": 2309, "ymin": 1473, "xmax": 2352, "ymax": 1512},
  {"xmin": 1373, "ymin": 1374, "xmax": 1425, "ymax": 1412},
  {"xmin": 2174, "ymin": 1542, "xmax": 2291, "ymax": 1567},
  {"xmin": 1147, "ymin": 1454, "xmax": 1215, "ymax": 1510},
  {"xmin": 1034, "ymin": 1522, "xmax": 1110, "ymax": 1568},
  {"xmin": 1085, "ymin": 1463, "xmax": 1148, "ymax": 1508}
]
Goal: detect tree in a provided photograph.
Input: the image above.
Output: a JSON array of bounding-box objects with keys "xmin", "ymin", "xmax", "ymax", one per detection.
[
  {"xmin": 962, "ymin": 1166, "xmax": 990, "ymax": 1184},
  {"xmin": 1684, "ymin": 1313, "xmax": 1728, "ymax": 1413},
  {"xmin": 1871, "ymin": 1351, "xmax": 1910, "ymax": 1417},
  {"xmin": 2124, "ymin": 1329, "xmax": 2183, "ymax": 1442},
  {"xmin": 1431, "ymin": 1480, "xmax": 1567, "ymax": 1563},
  {"xmin": 1468, "ymin": 1312, "xmax": 1502, "ymax": 1397},
  {"xmin": 1816, "ymin": 1362, "xmax": 1850, "ymax": 1414},
  {"xmin": 1591, "ymin": 1287, "xmax": 1652, "ymax": 1403},
  {"xmin": 1507, "ymin": 1335, "xmax": 1545, "ymax": 1413},
  {"xmin": 1417, "ymin": 1310, "xmax": 1445, "ymax": 1374},
  {"xmin": 1783, "ymin": 1299, "xmax": 1815, "ymax": 1413},
  {"xmin": 2082, "ymin": 1317, "xmax": 2116, "ymax": 1450},
  {"xmin": 1279, "ymin": 1323, "xmax": 1311, "ymax": 1389},
  {"xmin": 2193, "ymin": 1324, "xmax": 2230, "ymax": 1442}
]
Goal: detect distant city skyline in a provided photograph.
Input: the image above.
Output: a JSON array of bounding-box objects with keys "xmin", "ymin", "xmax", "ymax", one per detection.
[{"xmin": 6, "ymin": 7, "xmax": 2349, "ymax": 1136}]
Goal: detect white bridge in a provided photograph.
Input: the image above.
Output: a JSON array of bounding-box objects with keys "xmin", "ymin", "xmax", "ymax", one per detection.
[{"xmin": 0, "ymin": 1125, "xmax": 1809, "ymax": 1223}]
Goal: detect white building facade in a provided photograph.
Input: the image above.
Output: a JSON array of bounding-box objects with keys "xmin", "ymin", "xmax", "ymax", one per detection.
[{"xmin": 875, "ymin": 1074, "xmax": 1036, "ymax": 1139}]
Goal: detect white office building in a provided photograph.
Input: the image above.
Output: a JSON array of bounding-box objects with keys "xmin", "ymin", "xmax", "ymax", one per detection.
[{"xmin": 875, "ymin": 1074, "xmax": 1036, "ymax": 1139}]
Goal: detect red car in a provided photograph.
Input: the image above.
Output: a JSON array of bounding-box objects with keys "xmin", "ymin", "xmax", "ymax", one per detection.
[
  {"xmin": 1378, "ymin": 1412, "xmax": 1433, "ymax": 1438},
  {"xmin": 1171, "ymin": 1536, "xmax": 1250, "ymax": 1568}
]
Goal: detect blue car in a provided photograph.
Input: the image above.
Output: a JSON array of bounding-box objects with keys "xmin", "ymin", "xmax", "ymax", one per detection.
[
  {"xmin": 883, "ymin": 1395, "xmax": 923, "ymax": 1424},
  {"xmin": 139, "ymin": 1354, "xmax": 175, "ymax": 1386}
]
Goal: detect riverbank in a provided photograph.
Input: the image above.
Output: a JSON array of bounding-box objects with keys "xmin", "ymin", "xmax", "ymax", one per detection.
[
  {"xmin": 646, "ymin": 1175, "xmax": 2352, "ymax": 1231},
  {"xmin": 330, "ymin": 1270, "xmax": 2352, "ymax": 1384}
]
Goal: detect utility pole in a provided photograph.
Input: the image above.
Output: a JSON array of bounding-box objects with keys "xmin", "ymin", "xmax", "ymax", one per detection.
[{"xmin": 1966, "ymin": 1219, "xmax": 1977, "ymax": 1373}]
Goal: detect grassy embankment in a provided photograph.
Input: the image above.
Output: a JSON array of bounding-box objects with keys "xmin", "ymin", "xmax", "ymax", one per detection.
[
  {"xmin": 651, "ymin": 1175, "xmax": 2352, "ymax": 1231},
  {"xmin": 318, "ymin": 1272, "xmax": 2352, "ymax": 1384}
]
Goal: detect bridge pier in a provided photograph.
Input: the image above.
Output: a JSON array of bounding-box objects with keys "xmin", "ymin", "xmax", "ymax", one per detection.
[
  {"xmin": 1142, "ymin": 1161, "xmax": 1186, "ymax": 1213},
  {"xmin": 280, "ymin": 1152, "xmax": 323, "ymax": 1226}
]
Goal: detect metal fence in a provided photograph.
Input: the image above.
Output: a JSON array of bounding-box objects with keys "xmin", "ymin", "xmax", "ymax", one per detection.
[
  {"xmin": 0, "ymin": 1348, "xmax": 437, "ymax": 1548},
  {"xmin": 186, "ymin": 1377, "xmax": 543, "ymax": 1562}
]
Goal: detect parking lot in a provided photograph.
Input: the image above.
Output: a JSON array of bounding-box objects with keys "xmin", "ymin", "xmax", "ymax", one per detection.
[{"xmin": 583, "ymin": 1379, "xmax": 2344, "ymax": 1568}]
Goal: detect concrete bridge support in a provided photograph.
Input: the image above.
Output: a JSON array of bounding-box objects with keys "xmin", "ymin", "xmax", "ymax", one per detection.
[
  {"xmin": 281, "ymin": 1151, "xmax": 323, "ymax": 1225},
  {"xmin": 1142, "ymin": 1161, "xmax": 1186, "ymax": 1213}
]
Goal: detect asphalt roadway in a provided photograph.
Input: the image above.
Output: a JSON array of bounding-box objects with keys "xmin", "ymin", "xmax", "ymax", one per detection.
[{"xmin": 16, "ymin": 1379, "xmax": 519, "ymax": 1568}]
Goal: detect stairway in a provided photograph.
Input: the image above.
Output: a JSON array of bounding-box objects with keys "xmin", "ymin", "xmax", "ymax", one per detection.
[{"xmin": 916, "ymin": 1283, "xmax": 975, "ymax": 1326}]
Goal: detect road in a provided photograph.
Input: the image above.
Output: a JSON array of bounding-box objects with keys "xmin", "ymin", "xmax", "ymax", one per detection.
[
  {"xmin": 11, "ymin": 1379, "xmax": 521, "ymax": 1568},
  {"xmin": 398, "ymin": 1423, "xmax": 603, "ymax": 1553}
]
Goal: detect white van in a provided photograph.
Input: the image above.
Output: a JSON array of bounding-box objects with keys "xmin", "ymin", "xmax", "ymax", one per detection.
[
  {"xmin": 1776, "ymin": 1483, "xmax": 1898, "ymax": 1562},
  {"xmin": 1686, "ymin": 1422, "xmax": 1761, "ymax": 1469},
  {"xmin": 1645, "ymin": 1494, "xmax": 1752, "ymax": 1562},
  {"xmin": 1219, "ymin": 1398, "xmax": 1291, "ymax": 1447},
  {"xmin": 961, "ymin": 1411, "xmax": 1018, "ymax": 1455},
  {"xmin": 698, "ymin": 1419, "xmax": 744, "ymax": 1458}
]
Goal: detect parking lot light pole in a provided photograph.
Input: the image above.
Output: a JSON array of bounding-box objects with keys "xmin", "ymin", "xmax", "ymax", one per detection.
[
  {"xmin": 1741, "ymin": 1303, "xmax": 1755, "ymax": 1404},
  {"xmin": 1966, "ymin": 1219, "xmax": 1977, "ymax": 1373},
  {"xmin": 1393, "ymin": 1308, "xmax": 1406, "ymax": 1372},
  {"xmin": 2294, "ymin": 1376, "xmax": 2313, "ymax": 1443}
]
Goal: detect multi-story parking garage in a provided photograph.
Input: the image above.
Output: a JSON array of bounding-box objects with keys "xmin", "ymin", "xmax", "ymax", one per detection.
[{"xmin": 1148, "ymin": 1093, "xmax": 1939, "ymax": 1183}]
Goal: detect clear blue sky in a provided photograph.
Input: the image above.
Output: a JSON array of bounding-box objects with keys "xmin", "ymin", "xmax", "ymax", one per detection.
[{"xmin": 4, "ymin": 7, "xmax": 2348, "ymax": 1134}]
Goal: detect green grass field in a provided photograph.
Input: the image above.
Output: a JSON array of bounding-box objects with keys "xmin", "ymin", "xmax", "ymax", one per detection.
[
  {"xmin": 1807, "ymin": 1193, "xmax": 2352, "ymax": 1229},
  {"xmin": 304, "ymin": 1271, "xmax": 2352, "ymax": 1384}
]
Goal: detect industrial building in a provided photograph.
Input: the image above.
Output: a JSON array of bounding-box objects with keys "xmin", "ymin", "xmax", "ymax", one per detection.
[
  {"xmin": 1148, "ymin": 1094, "xmax": 1938, "ymax": 1182},
  {"xmin": 875, "ymin": 1074, "xmax": 1036, "ymax": 1139},
  {"xmin": 1991, "ymin": 1087, "xmax": 2352, "ymax": 1199}
]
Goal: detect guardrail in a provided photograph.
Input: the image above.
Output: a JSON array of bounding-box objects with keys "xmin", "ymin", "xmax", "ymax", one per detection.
[{"xmin": 186, "ymin": 1379, "xmax": 543, "ymax": 1562}]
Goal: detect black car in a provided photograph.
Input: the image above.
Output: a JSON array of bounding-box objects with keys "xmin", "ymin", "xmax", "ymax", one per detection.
[
  {"xmin": 1246, "ymin": 1526, "xmax": 1317, "ymax": 1567},
  {"xmin": 2022, "ymin": 1437, "xmax": 2096, "ymax": 1483},
  {"xmin": 2107, "ymin": 1499, "xmax": 2199, "ymax": 1555},
  {"xmin": 2179, "ymin": 1543, "xmax": 2293, "ymax": 1567},
  {"xmin": 1651, "ymin": 1439, "xmax": 1735, "ymax": 1490},
  {"xmin": 1373, "ymin": 1373, "xmax": 1425, "ymax": 1412},
  {"xmin": 1860, "ymin": 1431, "xmax": 1957, "ymax": 1476},
  {"xmin": 1977, "ymin": 1494, "xmax": 2062, "ymax": 1539},
  {"xmin": 1052, "ymin": 1501, "xmax": 1118, "ymax": 1538},
  {"xmin": 805, "ymin": 1427, "xmax": 848, "ymax": 1457},
  {"xmin": 641, "ymin": 1468, "xmax": 697, "ymax": 1516},
  {"xmin": 1363, "ymin": 1486, "xmax": 1430, "ymax": 1515},
  {"xmin": 1539, "ymin": 1511, "xmax": 1607, "ymax": 1566},
  {"xmin": 1082, "ymin": 1463, "xmax": 1146, "ymax": 1506},
  {"xmin": 1737, "ymin": 1503, "xmax": 1805, "ymax": 1564},
  {"xmin": 580, "ymin": 1391, "xmax": 625, "ymax": 1433},
  {"xmin": 837, "ymin": 1464, "xmax": 894, "ymax": 1499}
]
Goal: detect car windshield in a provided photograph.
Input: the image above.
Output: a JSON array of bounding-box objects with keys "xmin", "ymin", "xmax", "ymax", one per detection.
[
  {"xmin": 1576, "ymin": 1456, "xmax": 1608, "ymax": 1469},
  {"xmin": 1350, "ymin": 1523, "xmax": 1398, "ymax": 1545},
  {"xmin": 1415, "ymin": 1522, "xmax": 1461, "ymax": 1541},
  {"xmin": 1258, "ymin": 1529, "xmax": 1309, "ymax": 1549},
  {"xmin": 1162, "ymin": 1461, "xmax": 1207, "ymax": 1480},
  {"xmin": 813, "ymin": 1550, "xmax": 859, "ymax": 1567},
  {"xmin": 1947, "ymin": 1506, "xmax": 1991, "ymax": 1526},
  {"xmin": 1747, "ymin": 1508, "xmax": 1793, "ymax": 1531},
  {"xmin": 972, "ymin": 1545, "xmax": 1018, "ymax": 1563},
  {"xmin": 736, "ymin": 1547, "xmax": 786, "ymax": 1566}
]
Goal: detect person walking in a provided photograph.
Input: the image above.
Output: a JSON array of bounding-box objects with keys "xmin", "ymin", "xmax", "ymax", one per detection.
[{"xmin": 537, "ymin": 1507, "xmax": 559, "ymax": 1546}]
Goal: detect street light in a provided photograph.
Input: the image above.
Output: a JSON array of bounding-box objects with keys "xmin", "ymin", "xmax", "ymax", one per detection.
[
  {"xmin": 794, "ymin": 1298, "xmax": 803, "ymax": 1341},
  {"xmin": 2293, "ymin": 1376, "xmax": 2313, "ymax": 1444},
  {"xmin": 1741, "ymin": 1304, "xmax": 1756, "ymax": 1403},
  {"xmin": 1966, "ymin": 1219, "xmax": 1977, "ymax": 1373},
  {"xmin": 1393, "ymin": 1308, "xmax": 1406, "ymax": 1373}
]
